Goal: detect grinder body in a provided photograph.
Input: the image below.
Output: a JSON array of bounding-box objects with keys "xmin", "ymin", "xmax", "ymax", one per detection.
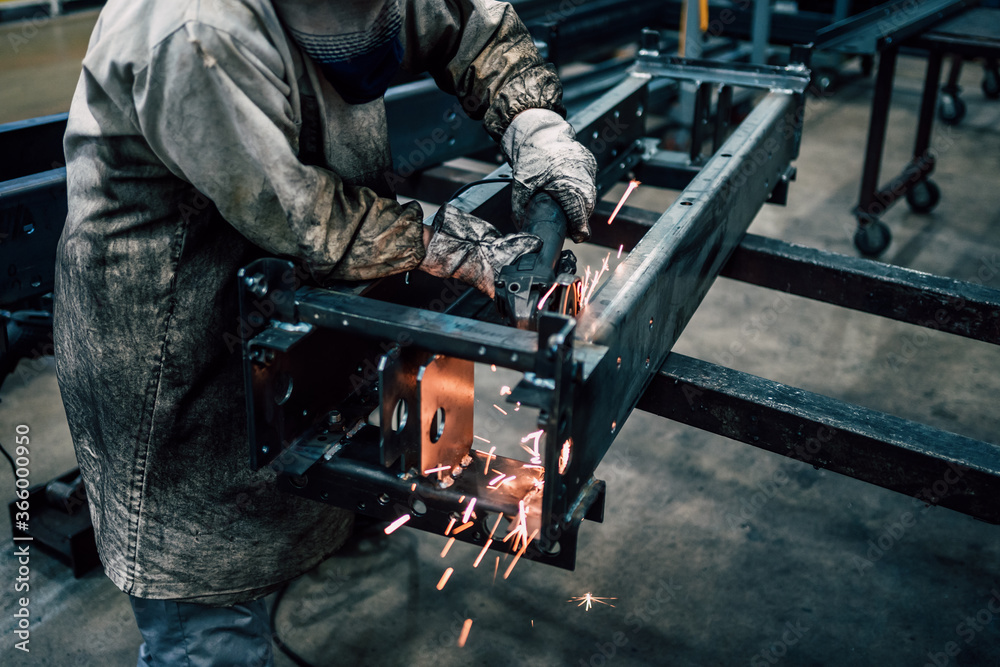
[{"xmin": 495, "ymin": 193, "xmax": 578, "ymax": 329}]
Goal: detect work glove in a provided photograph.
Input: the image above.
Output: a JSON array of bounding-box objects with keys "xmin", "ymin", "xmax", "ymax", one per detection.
[
  {"xmin": 502, "ymin": 108, "xmax": 598, "ymax": 243},
  {"xmin": 420, "ymin": 204, "xmax": 542, "ymax": 299}
]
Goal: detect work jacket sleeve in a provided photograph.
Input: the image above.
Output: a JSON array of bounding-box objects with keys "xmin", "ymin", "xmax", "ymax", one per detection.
[
  {"xmin": 401, "ymin": 0, "xmax": 566, "ymax": 141},
  {"xmin": 134, "ymin": 21, "xmax": 426, "ymax": 282}
]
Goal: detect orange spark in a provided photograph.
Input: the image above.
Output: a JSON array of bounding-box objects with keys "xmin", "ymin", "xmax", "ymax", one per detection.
[
  {"xmin": 459, "ymin": 495, "xmax": 466, "ymax": 504},
  {"xmin": 493, "ymin": 404, "xmax": 508, "ymax": 416},
  {"xmin": 582, "ymin": 252, "xmax": 612, "ymax": 308},
  {"xmin": 474, "ymin": 435, "xmax": 491, "ymax": 444},
  {"xmin": 568, "ymin": 593, "xmax": 617, "ymax": 611},
  {"xmin": 493, "ymin": 556, "xmax": 500, "ymax": 583},
  {"xmin": 424, "ymin": 465, "xmax": 450, "ymax": 474},
  {"xmin": 463, "ymin": 498, "xmax": 477, "ymax": 524},
  {"xmin": 504, "ymin": 500, "xmax": 530, "ymax": 552},
  {"xmin": 617, "ymin": 244, "xmax": 624, "ymax": 259},
  {"xmin": 607, "ymin": 180, "xmax": 640, "ymax": 225},
  {"xmin": 499, "ymin": 386, "xmax": 512, "ymax": 396},
  {"xmin": 444, "ymin": 517, "xmax": 456, "ymax": 536},
  {"xmin": 483, "ymin": 446, "xmax": 497, "ymax": 475},
  {"xmin": 473, "ymin": 514, "xmax": 504, "ymax": 568},
  {"xmin": 490, "ymin": 364, "xmax": 497, "ymax": 372},
  {"xmin": 487, "ymin": 473, "xmax": 515, "ymax": 489},
  {"xmin": 436, "ymin": 567, "xmax": 454, "ymax": 590},
  {"xmin": 452, "ymin": 521, "xmax": 474, "ymax": 535},
  {"xmin": 519, "ymin": 445, "xmax": 542, "ymax": 464},
  {"xmin": 411, "ymin": 483, "xmax": 417, "ymax": 492},
  {"xmin": 559, "ymin": 439, "xmax": 572, "ymax": 475},
  {"xmin": 521, "ymin": 430, "xmax": 543, "ymax": 465},
  {"xmin": 458, "ymin": 619, "xmax": 473, "ymax": 647},
  {"xmin": 384, "ymin": 515, "xmax": 410, "ymax": 535},
  {"xmin": 536, "ymin": 282, "xmax": 560, "ymax": 312},
  {"xmin": 441, "ymin": 537, "xmax": 456, "ymax": 558},
  {"xmin": 504, "ymin": 528, "xmax": 539, "ymax": 579}
]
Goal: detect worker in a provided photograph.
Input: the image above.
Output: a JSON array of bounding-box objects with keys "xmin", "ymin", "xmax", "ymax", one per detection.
[{"xmin": 53, "ymin": 0, "xmax": 596, "ymax": 664}]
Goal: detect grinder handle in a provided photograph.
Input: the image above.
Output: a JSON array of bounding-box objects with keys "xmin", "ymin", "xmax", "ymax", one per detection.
[{"xmin": 521, "ymin": 192, "xmax": 568, "ymax": 273}]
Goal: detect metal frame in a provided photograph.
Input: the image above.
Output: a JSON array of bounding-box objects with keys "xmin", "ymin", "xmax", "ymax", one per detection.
[{"xmin": 239, "ymin": 53, "xmax": 811, "ymax": 570}]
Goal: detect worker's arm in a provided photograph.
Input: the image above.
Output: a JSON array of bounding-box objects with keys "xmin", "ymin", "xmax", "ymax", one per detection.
[
  {"xmin": 134, "ymin": 21, "xmax": 425, "ymax": 282},
  {"xmin": 401, "ymin": 0, "xmax": 562, "ymax": 140},
  {"xmin": 402, "ymin": 0, "xmax": 597, "ymax": 242}
]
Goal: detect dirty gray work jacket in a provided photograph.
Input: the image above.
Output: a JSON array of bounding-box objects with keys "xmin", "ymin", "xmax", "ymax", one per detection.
[{"xmin": 54, "ymin": 0, "xmax": 562, "ymax": 604}]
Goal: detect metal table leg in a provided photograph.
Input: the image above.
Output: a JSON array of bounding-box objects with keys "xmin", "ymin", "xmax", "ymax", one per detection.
[
  {"xmin": 905, "ymin": 49, "xmax": 944, "ymax": 214},
  {"xmin": 938, "ymin": 54, "xmax": 966, "ymax": 125},
  {"xmin": 853, "ymin": 47, "xmax": 898, "ymax": 257}
]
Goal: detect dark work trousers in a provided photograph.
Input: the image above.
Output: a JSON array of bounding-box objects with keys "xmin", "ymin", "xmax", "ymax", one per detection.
[{"xmin": 129, "ymin": 595, "xmax": 274, "ymax": 666}]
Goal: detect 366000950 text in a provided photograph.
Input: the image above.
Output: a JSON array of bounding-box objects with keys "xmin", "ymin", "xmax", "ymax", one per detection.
[{"xmin": 11, "ymin": 424, "xmax": 32, "ymax": 653}]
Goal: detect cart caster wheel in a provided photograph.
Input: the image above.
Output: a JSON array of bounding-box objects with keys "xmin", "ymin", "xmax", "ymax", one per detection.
[
  {"xmin": 906, "ymin": 179, "xmax": 941, "ymax": 214},
  {"xmin": 983, "ymin": 68, "xmax": 1000, "ymax": 100},
  {"xmin": 854, "ymin": 220, "xmax": 891, "ymax": 257},
  {"xmin": 938, "ymin": 92, "xmax": 966, "ymax": 125}
]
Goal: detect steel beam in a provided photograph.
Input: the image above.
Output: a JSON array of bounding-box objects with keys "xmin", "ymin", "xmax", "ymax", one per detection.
[
  {"xmin": 0, "ymin": 168, "xmax": 67, "ymax": 306},
  {"xmin": 0, "ymin": 113, "xmax": 67, "ymax": 182},
  {"xmin": 565, "ymin": 91, "xmax": 799, "ymax": 501},
  {"xmin": 639, "ymin": 353, "xmax": 1000, "ymax": 524},
  {"xmin": 720, "ymin": 234, "xmax": 1000, "ymax": 345},
  {"xmin": 814, "ymin": 0, "xmax": 971, "ymax": 55},
  {"xmin": 631, "ymin": 52, "xmax": 812, "ymax": 94},
  {"xmin": 587, "ymin": 208, "xmax": 1000, "ymax": 345}
]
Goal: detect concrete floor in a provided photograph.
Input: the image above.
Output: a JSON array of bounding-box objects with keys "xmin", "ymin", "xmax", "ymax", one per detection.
[{"xmin": 2, "ymin": 9, "xmax": 1000, "ymax": 667}]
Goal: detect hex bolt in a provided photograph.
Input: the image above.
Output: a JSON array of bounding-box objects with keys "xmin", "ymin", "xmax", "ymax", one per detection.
[
  {"xmin": 327, "ymin": 410, "xmax": 343, "ymax": 427},
  {"xmin": 244, "ymin": 272, "xmax": 268, "ymax": 297}
]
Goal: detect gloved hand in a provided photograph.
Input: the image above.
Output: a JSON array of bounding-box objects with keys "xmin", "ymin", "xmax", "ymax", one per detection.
[
  {"xmin": 502, "ymin": 108, "xmax": 598, "ymax": 243},
  {"xmin": 419, "ymin": 204, "xmax": 542, "ymax": 298}
]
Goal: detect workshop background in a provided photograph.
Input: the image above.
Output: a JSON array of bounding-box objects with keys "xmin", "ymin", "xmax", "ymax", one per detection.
[{"xmin": 2, "ymin": 1, "xmax": 1000, "ymax": 666}]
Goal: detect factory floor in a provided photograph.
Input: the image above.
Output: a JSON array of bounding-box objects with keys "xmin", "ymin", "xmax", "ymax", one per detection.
[{"xmin": 2, "ymin": 9, "xmax": 1000, "ymax": 667}]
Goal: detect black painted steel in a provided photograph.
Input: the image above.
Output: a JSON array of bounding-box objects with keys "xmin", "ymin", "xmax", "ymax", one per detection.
[
  {"xmin": 0, "ymin": 114, "xmax": 68, "ymax": 182},
  {"xmin": 721, "ymin": 234, "xmax": 1000, "ymax": 344},
  {"xmin": 640, "ymin": 353, "xmax": 1000, "ymax": 524},
  {"xmin": 565, "ymin": 92, "xmax": 800, "ymax": 497},
  {"xmin": 856, "ymin": 47, "xmax": 898, "ymax": 226},
  {"xmin": 814, "ymin": 0, "xmax": 971, "ymax": 54},
  {"xmin": 0, "ymin": 169, "xmax": 67, "ymax": 306},
  {"xmin": 632, "ymin": 52, "xmax": 813, "ymax": 93}
]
